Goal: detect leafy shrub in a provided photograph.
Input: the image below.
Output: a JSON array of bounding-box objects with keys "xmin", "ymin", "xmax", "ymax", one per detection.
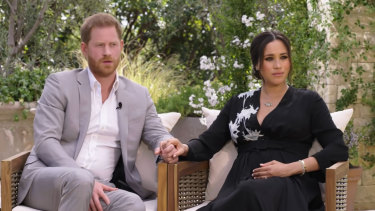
[
  {"xmin": 0, "ymin": 67, "xmax": 49, "ymax": 103},
  {"xmin": 156, "ymin": 85, "xmax": 203, "ymax": 117}
]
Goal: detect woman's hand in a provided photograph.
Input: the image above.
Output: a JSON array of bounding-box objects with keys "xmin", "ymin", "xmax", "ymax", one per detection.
[
  {"xmin": 252, "ymin": 160, "xmax": 300, "ymax": 179},
  {"xmin": 252, "ymin": 157, "xmax": 320, "ymax": 179},
  {"xmin": 156, "ymin": 138, "xmax": 189, "ymax": 164}
]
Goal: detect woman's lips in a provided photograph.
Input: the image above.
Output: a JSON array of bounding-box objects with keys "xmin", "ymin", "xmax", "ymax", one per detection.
[{"xmin": 272, "ymin": 72, "xmax": 284, "ymax": 76}]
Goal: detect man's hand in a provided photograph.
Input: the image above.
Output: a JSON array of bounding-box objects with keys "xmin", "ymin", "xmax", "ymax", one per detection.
[
  {"xmin": 155, "ymin": 138, "xmax": 189, "ymax": 164},
  {"xmin": 89, "ymin": 181, "xmax": 117, "ymax": 211}
]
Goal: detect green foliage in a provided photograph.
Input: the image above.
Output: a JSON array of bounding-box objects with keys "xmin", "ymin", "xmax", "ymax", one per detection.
[
  {"xmin": 0, "ymin": 67, "xmax": 49, "ymax": 103},
  {"xmin": 329, "ymin": 0, "xmax": 375, "ymax": 167},
  {"xmin": 199, "ymin": 0, "xmax": 330, "ymax": 98},
  {"xmin": 156, "ymin": 85, "xmax": 203, "ymax": 117},
  {"xmin": 336, "ymin": 85, "xmax": 358, "ymax": 111},
  {"xmin": 362, "ymin": 152, "xmax": 375, "ymax": 168},
  {"xmin": 112, "ymin": 0, "xmax": 215, "ymax": 82},
  {"xmin": 0, "ymin": 0, "xmax": 110, "ymax": 75},
  {"xmin": 343, "ymin": 121, "xmax": 360, "ymax": 165}
]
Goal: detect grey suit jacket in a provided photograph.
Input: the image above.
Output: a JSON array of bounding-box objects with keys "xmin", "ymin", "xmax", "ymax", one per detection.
[{"xmin": 18, "ymin": 68, "xmax": 172, "ymax": 203}]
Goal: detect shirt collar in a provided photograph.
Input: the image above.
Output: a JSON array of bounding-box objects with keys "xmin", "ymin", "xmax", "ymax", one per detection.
[{"xmin": 87, "ymin": 67, "xmax": 119, "ymax": 92}]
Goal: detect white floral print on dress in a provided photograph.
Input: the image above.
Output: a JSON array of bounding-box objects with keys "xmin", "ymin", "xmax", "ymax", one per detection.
[{"xmin": 230, "ymin": 89, "xmax": 264, "ymax": 143}]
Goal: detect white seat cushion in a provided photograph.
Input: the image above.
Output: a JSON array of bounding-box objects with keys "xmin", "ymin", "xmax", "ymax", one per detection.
[
  {"xmin": 12, "ymin": 206, "xmax": 41, "ymax": 211},
  {"xmin": 144, "ymin": 198, "xmax": 157, "ymax": 211},
  {"xmin": 308, "ymin": 108, "xmax": 353, "ymax": 156}
]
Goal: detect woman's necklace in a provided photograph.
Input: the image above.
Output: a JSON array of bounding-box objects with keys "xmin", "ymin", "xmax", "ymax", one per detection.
[
  {"xmin": 261, "ymin": 85, "xmax": 289, "ymax": 107},
  {"xmin": 264, "ymin": 102, "xmax": 273, "ymax": 107}
]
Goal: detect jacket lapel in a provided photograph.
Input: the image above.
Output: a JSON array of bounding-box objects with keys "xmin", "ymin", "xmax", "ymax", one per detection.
[
  {"xmin": 116, "ymin": 79, "xmax": 129, "ymax": 164},
  {"xmin": 74, "ymin": 68, "xmax": 91, "ymax": 159}
]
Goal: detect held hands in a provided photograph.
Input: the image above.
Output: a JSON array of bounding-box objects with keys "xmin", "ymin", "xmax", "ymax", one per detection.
[
  {"xmin": 154, "ymin": 138, "xmax": 189, "ymax": 164},
  {"xmin": 89, "ymin": 180, "xmax": 117, "ymax": 211},
  {"xmin": 252, "ymin": 160, "xmax": 296, "ymax": 179}
]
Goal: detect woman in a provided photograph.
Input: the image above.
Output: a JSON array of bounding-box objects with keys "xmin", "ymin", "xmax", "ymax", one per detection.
[{"xmin": 167, "ymin": 31, "xmax": 348, "ymax": 211}]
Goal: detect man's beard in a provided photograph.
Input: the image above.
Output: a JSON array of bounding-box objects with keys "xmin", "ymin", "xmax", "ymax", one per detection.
[{"xmin": 87, "ymin": 55, "xmax": 120, "ymax": 78}]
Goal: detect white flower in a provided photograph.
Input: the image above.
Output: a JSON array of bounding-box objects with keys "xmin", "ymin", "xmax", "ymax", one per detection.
[
  {"xmin": 157, "ymin": 20, "xmax": 166, "ymax": 29},
  {"xmin": 247, "ymin": 76, "xmax": 261, "ymax": 89},
  {"xmin": 241, "ymin": 15, "xmax": 254, "ymax": 27},
  {"xmin": 229, "ymin": 121, "xmax": 239, "ymax": 141},
  {"xmin": 189, "ymin": 94, "xmax": 195, "ymax": 101},
  {"xmin": 61, "ymin": 14, "xmax": 67, "ymax": 21},
  {"xmin": 218, "ymin": 85, "xmax": 231, "ymax": 94},
  {"xmin": 242, "ymin": 39, "xmax": 251, "ymax": 48},
  {"xmin": 231, "ymin": 36, "xmax": 241, "ymax": 46},
  {"xmin": 233, "ymin": 60, "xmax": 244, "ymax": 69},
  {"xmin": 238, "ymin": 90, "xmax": 256, "ymax": 99},
  {"xmin": 208, "ymin": 93, "xmax": 218, "ymax": 106},
  {"xmin": 256, "ymin": 11, "xmax": 266, "ymax": 21},
  {"xmin": 189, "ymin": 94, "xmax": 204, "ymax": 110},
  {"xmin": 236, "ymin": 106, "xmax": 257, "ymax": 122},
  {"xmin": 200, "ymin": 56, "xmax": 216, "ymax": 70},
  {"xmin": 241, "ymin": 15, "xmax": 248, "ymax": 23},
  {"xmin": 243, "ymin": 129, "xmax": 263, "ymax": 141}
]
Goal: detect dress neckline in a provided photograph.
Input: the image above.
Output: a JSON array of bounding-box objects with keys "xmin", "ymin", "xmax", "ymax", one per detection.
[{"xmin": 256, "ymin": 86, "xmax": 292, "ymax": 127}]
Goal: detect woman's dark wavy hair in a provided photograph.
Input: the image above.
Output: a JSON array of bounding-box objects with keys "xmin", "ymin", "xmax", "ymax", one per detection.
[{"xmin": 250, "ymin": 31, "xmax": 292, "ymax": 81}]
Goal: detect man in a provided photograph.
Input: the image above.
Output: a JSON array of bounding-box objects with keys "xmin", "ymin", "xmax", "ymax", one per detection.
[{"xmin": 18, "ymin": 13, "xmax": 178, "ymax": 211}]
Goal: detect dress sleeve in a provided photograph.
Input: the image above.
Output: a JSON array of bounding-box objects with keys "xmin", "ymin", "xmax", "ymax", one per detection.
[
  {"xmin": 183, "ymin": 96, "xmax": 235, "ymax": 161},
  {"xmin": 309, "ymin": 92, "xmax": 348, "ymax": 170}
]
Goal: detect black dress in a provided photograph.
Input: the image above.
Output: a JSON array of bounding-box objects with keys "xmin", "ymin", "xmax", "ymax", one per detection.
[{"xmin": 183, "ymin": 87, "xmax": 348, "ymax": 211}]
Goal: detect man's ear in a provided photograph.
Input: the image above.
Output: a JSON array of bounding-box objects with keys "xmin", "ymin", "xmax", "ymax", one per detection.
[{"xmin": 81, "ymin": 42, "xmax": 88, "ymax": 58}]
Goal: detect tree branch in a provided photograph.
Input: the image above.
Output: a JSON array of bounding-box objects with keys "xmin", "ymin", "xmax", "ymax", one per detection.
[
  {"xmin": 123, "ymin": 12, "xmax": 138, "ymax": 44},
  {"xmin": 11, "ymin": 0, "xmax": 50, "ymax": 56},
  {"xmin": 15, "ymin": 11, "xmax": 23, "ymax": 43},
  {"xmin": 7, "ymin": 0, "xmax": 17, "ymax": 52},
  {"xmin": 5, "ymin": 0, "xmax": 15, "ymax": 15}
]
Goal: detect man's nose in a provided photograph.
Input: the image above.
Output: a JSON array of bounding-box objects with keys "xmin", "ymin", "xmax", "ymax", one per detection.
[{"xmin": 103, "ymin": 45, "xmax": 111, "ymax": 56}]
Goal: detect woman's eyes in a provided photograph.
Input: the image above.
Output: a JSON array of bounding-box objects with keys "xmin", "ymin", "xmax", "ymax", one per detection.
[
  {"xmin": 281, "ymin": 55, "xmax": 289, "ymax": 60},
  {"xmin": 264, "ymin": 55, "xmax": 288, "ymax": 61},
  {"xmin": 265, "ymin": 57, "xmax": 273, "ymax": 61}
]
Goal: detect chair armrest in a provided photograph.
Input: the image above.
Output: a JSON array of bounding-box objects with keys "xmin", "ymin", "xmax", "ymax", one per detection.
[
  {"xmin": 157, "ymin": 161, "xmax": 209, "ymax": 211},
  {"xmin": 325, "ymin": 160, "xmax": 349, "ymax": 211},
  {"xmin": 1, "ymin": 150, "xmax": 30, "ymax": 211},
  {"xmin": 157, "ymin": 162, "xmax": 168, "ymax": 211}
]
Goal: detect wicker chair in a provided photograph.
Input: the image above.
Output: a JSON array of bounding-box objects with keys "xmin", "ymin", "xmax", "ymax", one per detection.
[
  {"xmin": 1, "ymin": 151, "xmax": 349, "ymax": 211},
  {"xmin": 157, "ymin": 160, "xmax": 349, "ymax": 211},
  {"xmin": 1, "ymin": 151, "xmax": 169, "ymax": 211},
  {"xmin": 1, "ymin": 151, "xmax": 31, "ymax": 211}
]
